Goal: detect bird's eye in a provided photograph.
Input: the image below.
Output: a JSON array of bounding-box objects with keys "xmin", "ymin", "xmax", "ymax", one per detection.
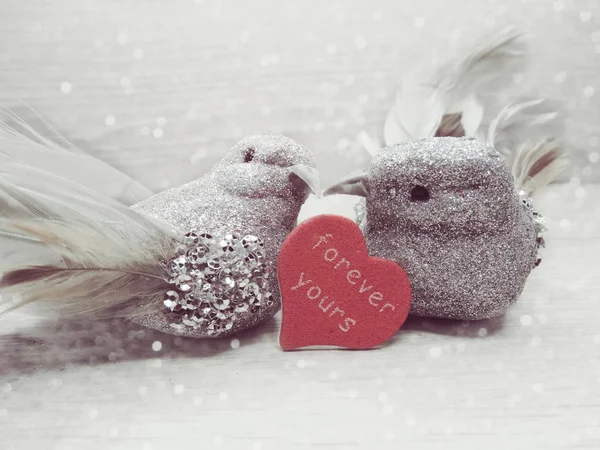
[
  {"xmin": 410, "ymin": 185, "xmax": 430, "ymax": 202},
  {"xmin": 243, "ymin": 147, "xmax": 255, "ymax": 163}
]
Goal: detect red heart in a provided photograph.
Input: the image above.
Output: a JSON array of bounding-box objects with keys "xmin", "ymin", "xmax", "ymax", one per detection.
[{"xmin": 278, "ymin": 214, "xmax": 412, "ymax": 350}]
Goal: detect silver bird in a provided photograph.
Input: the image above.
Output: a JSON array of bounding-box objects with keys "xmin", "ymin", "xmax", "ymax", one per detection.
[
  {"xmin": 132, "ymin": 135, "xmax": 319, "ymax": 337},
  {"xmin": 325, "ymin": 136, "xmax": 551, "ymax": 320}
]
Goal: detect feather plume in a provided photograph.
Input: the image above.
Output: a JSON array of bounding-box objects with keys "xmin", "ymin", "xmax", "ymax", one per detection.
[
  {"xmin": 435, "ymin": 113, "xmax": 465, "ymax": 137},
  {"xmin": 350, "ymin": 28, "xmax": 566, "ymax": 202},
  {"xmin": 0, "ymin": 118, "xmax": 181, "ymax": 319},
  {"xmin": 486, "ymin": 98, "xmax": 560, "ymax": 158},
  {"xmin": 0, "ymin": 107, "xmax": 154, "ymax": 206},
  {"xmin": 431, "ymin": 27, "xmax": 526, "ymax": 101},
  {"xmin": 509, "ymin": 139, "xmax": 568, "ymax": 197},
  {"xmin": 486, "ymin": 98, "xmax": 567, "ymax": 195},
  {"xmin": 382, "ymin": 27, "xmax": 525, "ymax": 147}
]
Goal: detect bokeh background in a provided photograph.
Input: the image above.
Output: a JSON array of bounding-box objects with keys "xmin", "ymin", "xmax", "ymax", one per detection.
[
  {"xmin": 0, "ymin": 0, "xmax": 598, "ymax": 191},
  {"xmin": 2, "ymin": 2, "xmax": 600, "ymax": 450}
]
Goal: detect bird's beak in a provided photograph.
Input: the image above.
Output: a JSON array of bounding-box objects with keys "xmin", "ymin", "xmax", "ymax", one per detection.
[
  {"xmin": 289, "ymin": 165, "xmax": 321, "ymax": 197},
  {"xmin": 323, "ymin": 172, "xmax": 368, "ymax": 197}
]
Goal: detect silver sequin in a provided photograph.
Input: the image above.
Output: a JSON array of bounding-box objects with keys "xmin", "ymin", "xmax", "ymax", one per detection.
[{"xmin": 158, "ymin": 230, "xmax": 273, "ymax": 337}]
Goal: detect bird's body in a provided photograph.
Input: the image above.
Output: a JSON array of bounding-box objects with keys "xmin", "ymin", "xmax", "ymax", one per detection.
[
  {"xmin": 328, "ymin": 137, "xmax": 539, "ymax": 320},
  {"xmin": 132, "ymin": 135, "xmax": 318, "ymax": 336},
  {"xmin": 364, "ymin": 205, "xmax": 536, "ymax": 320}
]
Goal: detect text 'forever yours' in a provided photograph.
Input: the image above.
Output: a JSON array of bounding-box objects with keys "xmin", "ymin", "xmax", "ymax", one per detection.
[{"xmin": 289, "ymin": 234, "xmax": 397, "ymax": 333}]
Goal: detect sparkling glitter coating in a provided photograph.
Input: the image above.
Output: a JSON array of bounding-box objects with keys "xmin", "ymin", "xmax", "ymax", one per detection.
[
  {"xmin": 161, "ymin": 231, "xmax": 273, "ymax": 337},
  {"xmin": 517, "ymin": 190, "xmax": 547, "ymax": 267},
  {"xmin": 132, "ymin": 135, "xmax": 316, "ymax": 337},
  {"xmin": 362, "ymin": 137, "xmax": 538, "ymax": 320}
]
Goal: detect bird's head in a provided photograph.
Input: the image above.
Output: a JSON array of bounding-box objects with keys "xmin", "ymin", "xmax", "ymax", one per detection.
[
  {"xmin": 213, "ymin": 135, "xmax": 319, "ymax": 203},
  {"xmin": 325, "ymin": 137, "xmax": 517, "ymax": 235}
]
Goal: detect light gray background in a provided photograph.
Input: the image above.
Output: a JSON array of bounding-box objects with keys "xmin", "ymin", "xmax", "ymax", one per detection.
[
  {"xmin": 0, "ymin": 0, "xmax": 598, "ymax": 189},
  {"xmin": 1, "ymin": 1, "xmax": 599, "ymax": 450}
]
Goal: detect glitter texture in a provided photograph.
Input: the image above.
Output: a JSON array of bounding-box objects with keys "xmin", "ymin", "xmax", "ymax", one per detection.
[
  {"xmin": 517, "ymin": 190, "xmax": 547, "ymax": 267},
  {"xmin": 132, "ymin": 135, "xmax": 316, "ymax": 337},
  {"xmin": 362, "ymin": 137, "xmax": 538, "ymax": 320},
  {"xmin": 161, "ymin": 231, "xmax": 273, "ymax": 336}
]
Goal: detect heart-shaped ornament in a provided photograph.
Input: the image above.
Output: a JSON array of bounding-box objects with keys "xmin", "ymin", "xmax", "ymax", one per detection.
[{"xmin": 278, "ymin": 214, "xmax": 412, "ymax": 350}]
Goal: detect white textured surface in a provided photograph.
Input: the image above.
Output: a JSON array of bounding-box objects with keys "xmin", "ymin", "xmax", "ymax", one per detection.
[
  {"xmin": 1, "ymin": 1, "xmax": 600, "ymax": 449},
  {"xmin": 1, "ymin": 184, "xmax": 600, "ymax": 450}
]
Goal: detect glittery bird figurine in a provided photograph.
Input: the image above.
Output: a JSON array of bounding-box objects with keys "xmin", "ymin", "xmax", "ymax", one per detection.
[
  {"xmin": 132, "ymin": 135, "xmax": 319, "ymax": 337},
  {"xmin": 325, "ymin": 26, "xmax": 567, "ymax": 320},
  {"xmin": 325, "ymin": 136, "xmax": 565, "ymax": 320},
  {"xmin": 0, "ymin": 115, "xmax": 319, "ymax": 338}
]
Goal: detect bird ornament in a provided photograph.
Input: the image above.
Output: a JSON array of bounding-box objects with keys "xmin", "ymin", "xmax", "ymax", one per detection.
[
  {"xmin": 0, "ymin": 119, "xmax": 319, "ymax": 338},
  {"xmin": 325, "ymin": 28, "xmax": 567, "ymax": 320}
]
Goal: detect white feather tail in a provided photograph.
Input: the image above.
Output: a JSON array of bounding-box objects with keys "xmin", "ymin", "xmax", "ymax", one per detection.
[
  {"xmin": 0, "ymin": 107, "xmax": 154, "ymax": 206},
  {"xmin": 0, "ymin": 118, "xmax": 180, "ymax": 319},
  {"xmin": 510, "ymin": 139, "xmax": 568, "ymax": 197},
  {"xmin": 383, "ymin": 27, "xmax": 526, "ymax": 147},
  {"xmin": 487, "ymin": 99, "xmax": 567, "ymax": 196}
]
